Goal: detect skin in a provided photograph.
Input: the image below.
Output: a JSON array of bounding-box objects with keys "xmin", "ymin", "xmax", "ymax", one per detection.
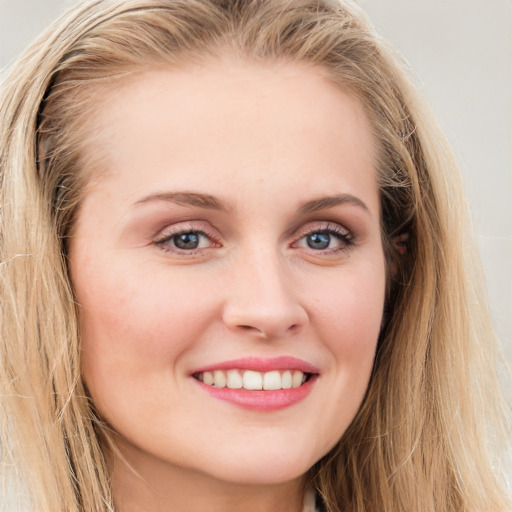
[{"xmin": 69, "ymin": 58, "xmax": 387, "ymax": 512}]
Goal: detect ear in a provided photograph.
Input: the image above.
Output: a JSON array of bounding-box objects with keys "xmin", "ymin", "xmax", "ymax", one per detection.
[{"xmin": 392, "ymin": 232, "xmax": 409, "ymax": 255}]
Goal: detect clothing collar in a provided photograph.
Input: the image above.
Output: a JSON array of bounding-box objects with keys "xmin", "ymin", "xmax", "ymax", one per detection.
[{"xmin": 302, "ymin": 489, "xmax": 322, "ymax": 512}]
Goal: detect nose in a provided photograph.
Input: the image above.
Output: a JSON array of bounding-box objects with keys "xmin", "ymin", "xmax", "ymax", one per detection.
[{"xmin": 222, "ymin": 250, "xmax": 308, "ymax": 339}]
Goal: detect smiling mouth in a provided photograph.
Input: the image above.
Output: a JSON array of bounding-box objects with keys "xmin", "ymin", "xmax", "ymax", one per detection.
[{"xmin": 193, "ymin": 369, "xmax": 312, "ymax": 391}]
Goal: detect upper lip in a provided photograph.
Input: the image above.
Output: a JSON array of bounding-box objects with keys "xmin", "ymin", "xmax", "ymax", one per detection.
[{"xmin": 190, "ymin": 356, "xmax": 320, "ymax": 375}]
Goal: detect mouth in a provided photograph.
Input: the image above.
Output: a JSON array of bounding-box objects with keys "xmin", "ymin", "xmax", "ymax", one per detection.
[
  {"xmin": 193, "ymin": 369, "xmax": 312, "ymax": 390},
  {"xmin": 191, "ymin": 357, "xmax": 319, "ymax": 411}
]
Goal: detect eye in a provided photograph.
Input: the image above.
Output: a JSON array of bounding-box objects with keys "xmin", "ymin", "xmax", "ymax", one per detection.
[
  {"xmin": 305, "ymin": 232, "xmax": 333, "ymax": 250},
  {"xmin": 293, "ymin": 223, "xmax": 353, "ymax": 253},
  {"xmin": 173, "ymin": 231, "xmax": 207, "ymax": 250},
  {"xmin": 154, "ymin": 225, "xmax": 219, "ymax": 254}
]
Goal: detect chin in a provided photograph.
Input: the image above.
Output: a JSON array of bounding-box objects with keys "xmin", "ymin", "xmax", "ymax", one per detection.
[
  {"xmin": 211, "ymin": 466, "xmax": 308, "ymax": 486},
  {"xmin": 193, "ymin": 448, "xmax": 319, "ymax": 486}
]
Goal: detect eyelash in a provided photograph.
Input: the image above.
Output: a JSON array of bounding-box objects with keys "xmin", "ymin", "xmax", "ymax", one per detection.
[
  {"xmin": 153, "ymin": 222, "xmax": 354, "ymax": 256},
  {"xmin": 293, "ymin": 223, "xmax": 354, "ymax": 255},
  {"xmin": 154, "ymin": 223, "xmax": 220, "ymax": 255}
]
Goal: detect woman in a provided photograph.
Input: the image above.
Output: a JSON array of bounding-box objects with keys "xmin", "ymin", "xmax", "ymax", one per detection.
[{"xmin": 0, "ymin": 1, "xmax": 509, "ymax": 511}]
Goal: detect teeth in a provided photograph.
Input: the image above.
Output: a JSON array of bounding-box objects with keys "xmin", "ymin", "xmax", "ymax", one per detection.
[
  {"xmin": 292, "ymin": 370, "xmax": 304, "ymax": 388},
  {"xmin": 226, "ymin": 369, "xmax": 243, "ymax": 389},
  {"xmin": 196, "ymin": 369, "xmax": 309, "ymax": 390},
  {"xmin": 281, "ymin": 370, "xmax": 292, "ymax": 389},
  {"xmin": 213, "ymin": 370, "xmax": 227, "ymax": 388},
  {"xmin": 243, "ymin": 370, "xmax": 263, "ymax": 390},
  {"xmin": 263, "ymin": 370, "xmax": 281, "ymax": 390}
]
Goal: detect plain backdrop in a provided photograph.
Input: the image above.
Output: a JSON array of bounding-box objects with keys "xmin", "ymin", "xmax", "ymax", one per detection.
[{"xmin": 0, "ymin": 0, "xmax": 511, "ymax": 506}]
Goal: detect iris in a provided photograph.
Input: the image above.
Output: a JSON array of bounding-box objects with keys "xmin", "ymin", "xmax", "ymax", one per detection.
[
  {"xmin": 174, "ymin": 232, "xmax": 200, "ymax": 249},
  {"xmin": 307, "ymin": 232, "xmax": 330, "ymax": 250}
]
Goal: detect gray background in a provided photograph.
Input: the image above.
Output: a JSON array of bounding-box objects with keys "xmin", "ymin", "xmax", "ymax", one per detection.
[{"xmin": 0, "ymin": 0, "xmax": 511, "ymax": 506}]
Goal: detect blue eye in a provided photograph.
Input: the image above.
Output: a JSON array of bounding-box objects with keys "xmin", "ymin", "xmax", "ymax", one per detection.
[
  {"xmin": 156, "ymin": 229, "xmax": 214, "ymax": 253},
  {"xmin": 295, "ymin": 225, "xmax": 353, "ymax": 253},
  {"xmin": 173, "ymin": 232, "xmax": 201, "ymax": 250},
  {"xmin": 306, "ymin": 232, "xmax": 331, "ymax": 250}
]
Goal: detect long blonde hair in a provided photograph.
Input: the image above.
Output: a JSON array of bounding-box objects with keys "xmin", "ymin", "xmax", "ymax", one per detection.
[{"xmin": 0, "ymin": 1, "xmax": 509, "ymax": 510}]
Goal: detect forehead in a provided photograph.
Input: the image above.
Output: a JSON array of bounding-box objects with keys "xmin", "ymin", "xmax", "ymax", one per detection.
[{"xmin": 79, "ymin": 58, "xmax": 378, "ymax": 211}]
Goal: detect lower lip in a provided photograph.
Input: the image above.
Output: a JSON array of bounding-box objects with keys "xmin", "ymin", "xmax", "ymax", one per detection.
[{"xmin": 195, "ymin": 376, "xmax": 317, "ymax": 411}]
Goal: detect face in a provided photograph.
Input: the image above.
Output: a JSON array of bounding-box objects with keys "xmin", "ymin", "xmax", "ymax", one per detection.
[{"xmin": 70, "ymin": 59, "xmax": 386, "ymax": 486}]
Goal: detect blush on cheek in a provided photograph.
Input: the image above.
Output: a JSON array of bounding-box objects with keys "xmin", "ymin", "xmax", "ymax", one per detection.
[{"xmin": 319, "ymin": 281, "xmax": 383, "ymax": 342}]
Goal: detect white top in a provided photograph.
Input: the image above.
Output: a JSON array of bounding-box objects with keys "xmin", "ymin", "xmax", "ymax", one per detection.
[{"xmin": 302, "ymin": 489, "xmax": 320, "ymax": 512}]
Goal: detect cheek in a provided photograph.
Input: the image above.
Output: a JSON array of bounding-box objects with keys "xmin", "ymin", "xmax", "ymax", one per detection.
[
  {"xmin": 304, "ymin": 267, "xmax": 384, "ymax": 454},
  {"xmin": 314, "ymin": 260, "xmax": 385, "ymax": 346},
  {"xmin": 310, "ymin": 259, "xmax": 385, "ymax": 401},
  {"xmin": 74, "ymin": 260, "xmax": 217, "ymax": 402}
]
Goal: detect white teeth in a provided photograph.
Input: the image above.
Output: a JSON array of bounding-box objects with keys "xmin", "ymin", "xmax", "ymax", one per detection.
[
  {"xmin": 281, "ymin": 370, "xmax": 292, "ymax": 389},
  {"xmin": 263, "ymin": 370, "xmax": 281, "ymax": 390},
  {"xmin": 243, "ymin": 370, "xmax": 263, "ymax": 390},
  {"xmin": 213, "ymin": 370, "xmax": 226, "ymax": 388},
  {"xmin": 226, "ymin": 369, "xmax": 243, "ymax": 389},
  {"xmin": 292, "ymin": 370, "xmax": 303, "ymax": 388},
  {"xmin": 196, "ymin": 369, "xmax": 309, "ymax": 390}
]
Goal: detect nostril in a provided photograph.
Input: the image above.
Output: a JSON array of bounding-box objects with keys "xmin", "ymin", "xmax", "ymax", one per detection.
[
  {"xmin": 235, "ymin": 322, "xmax": 303, "ymax": 338},
  {"xmin": 289, "ymin": 324, "xmax": 299, "ymax": 332},
  {"xmin": 237, "ymin": 324, "xmax": 271, "ymax": 338}
]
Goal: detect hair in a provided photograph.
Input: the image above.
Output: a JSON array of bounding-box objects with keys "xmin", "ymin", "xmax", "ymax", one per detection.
[{"xmin": 0, "ymin": 0, "xmax": 510, "ymax": 510}]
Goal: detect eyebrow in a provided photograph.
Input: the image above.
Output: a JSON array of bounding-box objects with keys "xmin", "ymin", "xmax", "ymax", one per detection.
[
  {"xmin": 134, "ymin": 191, "xmax": 369, "ymax": 215},
  {"xmin": 134, "ymin": 191, "xmax": 232, "ymax": 212},
  {"xmin": 298, "ymin": 194, "xmax": 370, "ymax": 214}
]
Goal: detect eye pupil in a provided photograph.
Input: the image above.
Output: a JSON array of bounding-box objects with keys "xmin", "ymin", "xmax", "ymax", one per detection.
[
  {"xmin": 174, "ymin": 232, "xmax": 200, "ymax": 249},
  {"xmin": 307, "ymin": 232, "xmax": 330, "ymax": 250}
]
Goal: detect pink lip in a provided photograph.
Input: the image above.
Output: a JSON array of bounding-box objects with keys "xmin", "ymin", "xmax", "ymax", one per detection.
[
  {"xmin": 191, "ymin": 356, "xmax": 320, "ymax": 374},
  {"xmin": 190, "ymin": 356, "xmax": 320, "ymax": 412},
  {"xmin": 196, "ymin": 376, "xmax": 317, "ymax": 411}
]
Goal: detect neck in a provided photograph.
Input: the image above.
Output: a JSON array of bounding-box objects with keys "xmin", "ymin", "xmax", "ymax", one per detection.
[{"xmin": 110, "ymin": 442, "xmax": 307, "ymax": 512}]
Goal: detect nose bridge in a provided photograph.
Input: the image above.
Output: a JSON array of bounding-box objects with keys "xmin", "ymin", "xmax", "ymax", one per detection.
[{"xmin": 222, "ymin": 243, "xmax": 308, "ymax": 338}]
